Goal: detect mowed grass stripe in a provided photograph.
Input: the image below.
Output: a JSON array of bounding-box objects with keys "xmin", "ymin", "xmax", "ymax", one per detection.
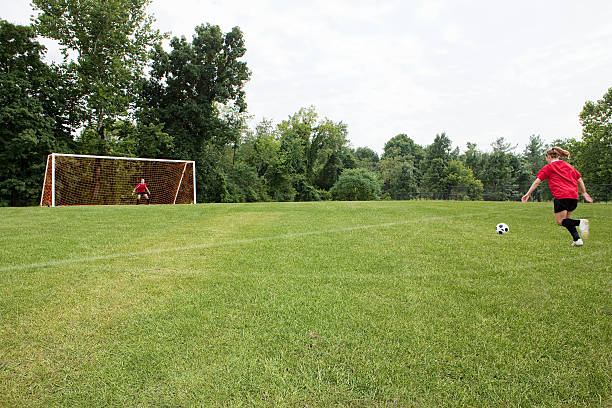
[{"xmin": 0, "ymin": 213, "xmax": 480, "ymax": 272}]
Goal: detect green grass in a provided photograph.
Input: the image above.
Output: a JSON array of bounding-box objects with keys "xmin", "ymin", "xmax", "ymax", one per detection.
[{"xmin": 0, "ymin": 201, "xmax": 610, "ymax": 407}]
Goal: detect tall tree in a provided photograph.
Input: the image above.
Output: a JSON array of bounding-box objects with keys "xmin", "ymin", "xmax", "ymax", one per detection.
[
  {"xmin": 233, "ymin": 120, "xmax": 293, "ymax": 201},
  {"xmin": 380, "ymin": 134, "xmax": 424, "ymax": 198},
  {"xmin": 575, "ymin": 87, "xmax": 612, "ymax": 200},
  {"xmin": 421, "ymin": 133, "xmax": 452, "ymax": 195},
  {"xmin": 143, "ymin": 23, "xmax": 251, "ymax": 202},
  {"xmin": 520, "ymin": 135, "xmax": 546, "ymax": 200},
  {"xmin": 424, "ymin": 133, "xmax": 452, "ymax": 162},
  {"xmin": 461, "ymin": 142, "xmax": 486, "ymax": 180},
  {"xmin": 480, "ymin": 137, "xmax": 517, "ymax": 200},
  {"xmin": 276, "ymin": 107, "xmax": 350, "ymax": 200},
  {"xmin": 354, "ymin": 147, "xmax": 379, "ymax": 172},
  {"xmin": 421, "ymin": 158, "xmax": 446, "ymax": 197},
  {"xmin": 379, "ymin": 157, "xmax": 418, "ymax": 199},
  {"xmin": 237, "ymin": 120, "xmax": 280, "ymax": 178},
  {"xmin": 442, "ymin": 159, "xmax": 483, "ymax": 200},
  {"xmin": 522, "ymin": 135, "xmax": 546, "ymax": 174},
  {"xmin": 382, "ymin": 134, "xmax": 425, "ymax": 161},
  {"xmin": 32, "ymin": 0, "xmax": 163, "ymax": 139},
  {"xmin": 0, "ymin": 21, "xmax": 73, "ymax": 206}
]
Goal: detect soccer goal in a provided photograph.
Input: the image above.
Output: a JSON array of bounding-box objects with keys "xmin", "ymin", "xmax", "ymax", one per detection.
[{"xmin": 40, "ymin": 153, "xmax": 196, "ymax": 206}]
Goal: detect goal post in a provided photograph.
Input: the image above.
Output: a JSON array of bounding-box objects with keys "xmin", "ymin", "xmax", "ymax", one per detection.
[{"xmin": 40, "ymin": 153, "xmax": 196, "ymax": 206}]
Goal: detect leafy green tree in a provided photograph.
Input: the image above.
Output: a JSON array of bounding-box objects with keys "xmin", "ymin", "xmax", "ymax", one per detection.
[
  {"xmin": 421, "ymin": 158, "xmax": 446, "ymax": 197},
  {"xmin": 224, "ymin": 162, "xmax": 266, "ymax": 202},
  {"xmin": 233, "ymin": 120, "xmax": 298, "ymax": 201},
  {"xmin": 520, "ymin": 135, "xmax": 546, "ymax": 200},
  {"xmin": 461, "ymin": 142, "xmax": 486, "ymax": 181},
  {"xmin": 315, "ymin": 151, "xmax": 344, "ymax": 191},
  {"xmin": 421, "ymin": 133, "xmax": 452, "ymax": 196},
  {"xmin": 522, "ymin": 135, "xmax": 546, "ymax": 174},
  {"xmin": 379, "ymin": 157, "xmax": 418, "ymax": 200},
  {"xmin": 382, "ymin": 134, "xmax": 425, "ymax": 176},
  {"xmin": 144, "ymin": 24, "xmax": 250, "ymax": 153},
  {"xmin": 382, "ymin": 134, "xmax": 425, "ymax": 159},
  {"xmin": 548, "ymin": 138, "xmax": 573, "ymax": 152},
  {"xmin": 338, "ymin": 147, "xmax": 358, "ymax": 170},
  {"xmin": 276, "ymin": 107, "xmax": 350, "ymax": 200},
  {"xmin": 507, "ymin": 153, "xmax": 528, "ymax": 200},
  {"xmin": 424, "ymin": 133, "xmax": 452, "ymax": 162},
  {"xmin": 575, "ymin": 87, "xmax": 612, "ymax": 200},
  {"xmin": 480, "ymin": 137, "xmax": 518, "ymax": 200},
  {"xmin": 442, "ymin": 159, "xmax": 483, "ymax": 200},
  {"xmin": 32, "ymin": 0, "xmax": 163, "ymax": 139},
  {"xmin": 263, "ymin": 162, "xmax": 296, "ymax": 202},
  {"xmin": 379, "ymin": 134, "xmax": 424, "ymax": 198},
  {"xmin": 330, "ymin": 168, "xmax": 381, "ymax": 201},
  {"xmin": 143, "ymin": 23, "xmax": 251, "ymax": 202},
  {"xmin": 308, "ymin": 119, "xmax": 349, "ymax": 184},
  {"xmin": 314, "ymin": 147, "xmax": 356, "ymax": 191},
  {"xmin": 0, "ymin": 21, "xmax": 73, "ymax": 206},
  {"xmin": 354, "ymin": 147, "xmax": 379, "ymax": 172},
  {"xmin": 104, "ymin": 120, "xmax": 174, "ymax": 158},
  {"xmin": 237, "ymin": 120, "xmax": 280, "ymax": 177}
]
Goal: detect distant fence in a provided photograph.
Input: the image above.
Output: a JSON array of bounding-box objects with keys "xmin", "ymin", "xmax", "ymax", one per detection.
[{"xmin": 402, "ymin": 184, "xmax": 611, "ymax": 202}]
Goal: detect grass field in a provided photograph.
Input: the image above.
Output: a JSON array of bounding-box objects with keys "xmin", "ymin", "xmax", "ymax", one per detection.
[{"xmin": 0, "ymin": 200, "xmax": 610, "ymax": 407}]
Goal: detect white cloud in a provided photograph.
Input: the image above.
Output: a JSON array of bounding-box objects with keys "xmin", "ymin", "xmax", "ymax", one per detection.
[
  {"xmin": 3, "ymin": 0, "xmax": 612, "ymax": 153},
  {"xmin": 416, "ymin": 0, "xmax": 445, "ymax": 22}
]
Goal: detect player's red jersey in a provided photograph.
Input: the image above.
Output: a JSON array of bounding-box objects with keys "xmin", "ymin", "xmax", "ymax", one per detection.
[
  {"xmin": 135, "ymin": 183, "xmax": 147, "ymax": 193},
  {"xmin": 536, "ymin": 160, "xmax": 581, "ymax": 199}
]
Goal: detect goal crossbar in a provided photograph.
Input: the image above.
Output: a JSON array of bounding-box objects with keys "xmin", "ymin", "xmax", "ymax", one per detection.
[{"xmin": 51, "ymin": 153, "xmax": 195, "ymax": 164}]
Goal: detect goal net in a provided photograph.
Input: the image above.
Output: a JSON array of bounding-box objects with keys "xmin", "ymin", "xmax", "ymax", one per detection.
[{"xmin": 40, "ymin": 153, "xmax": 196, "ymax": 206}]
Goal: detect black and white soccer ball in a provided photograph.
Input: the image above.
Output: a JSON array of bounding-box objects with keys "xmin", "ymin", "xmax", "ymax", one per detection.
[{"xmin": 496, "ymin": 223, "xmax": 509, "ymax": 234}]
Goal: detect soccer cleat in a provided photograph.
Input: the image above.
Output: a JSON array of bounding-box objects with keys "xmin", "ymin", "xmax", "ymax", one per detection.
[
  {"xmin": 579, "ymin": 219, "xmax": 589, "ymax": 239},
  {"xmin": 571, "ymin": 239, "xmax": 584, "ymax": 247}
]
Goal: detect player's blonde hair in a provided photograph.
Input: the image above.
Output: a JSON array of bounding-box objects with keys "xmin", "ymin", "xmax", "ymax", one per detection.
[{"xmin": 546, "ymin": 146, "xmax": 570, "ymax": 159}]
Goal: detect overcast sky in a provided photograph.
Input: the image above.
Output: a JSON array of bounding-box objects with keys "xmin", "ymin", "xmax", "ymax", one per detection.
[{"xmin": 4, "ymin": 0, "xmax": 612, "ymax": 154}]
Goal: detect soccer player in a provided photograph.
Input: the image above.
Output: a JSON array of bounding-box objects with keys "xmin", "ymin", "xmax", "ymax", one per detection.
[
  {"xmin": 132, "ymin": 178, "xmax": 151, "ymax": 205},
  {"xmin": 521, "ymin": 147, "xmax": 593, "ymax": 246}
]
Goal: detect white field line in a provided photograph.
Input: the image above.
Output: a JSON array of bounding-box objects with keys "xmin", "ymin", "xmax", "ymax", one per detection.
[
  {"xmin": 0, "ymin": 214, "xmax": 474, "ymax": 272},
  {"xmin": 0, "ymin": 221, "xmax": 407, "ymax": 272}
]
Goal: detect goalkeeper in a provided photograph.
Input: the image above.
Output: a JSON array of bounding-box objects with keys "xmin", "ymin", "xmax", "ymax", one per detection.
[{"xmin": 132, "ymin": 178, "xmax": 151, "ymax": 204}]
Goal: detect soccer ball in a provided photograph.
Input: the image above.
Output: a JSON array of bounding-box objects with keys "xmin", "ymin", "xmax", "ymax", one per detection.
[{"xmin": 496, "ymin": 223, "xmax": 509, "ymax": 234}]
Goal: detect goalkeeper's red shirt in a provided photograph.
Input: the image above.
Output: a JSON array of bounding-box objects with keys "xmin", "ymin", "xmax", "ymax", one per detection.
[
  {"xmin": 536, "ymin": 160, "xmax": 581, "ymax": 199},
  {"xmin": 135, "ymin": 183, "xmax": 147, "ymax": 193}
]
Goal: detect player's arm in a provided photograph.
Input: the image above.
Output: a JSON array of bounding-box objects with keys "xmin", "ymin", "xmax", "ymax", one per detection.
[
  {"xmin": 521, "ymin": 178, "xmax": 541, "ymax": 202},
  {"xmin": 577, "ymin": 178, "xmax": 593, "ymax": 203}
]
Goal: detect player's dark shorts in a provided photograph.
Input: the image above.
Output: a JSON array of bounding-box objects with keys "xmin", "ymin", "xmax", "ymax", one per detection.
[
  {"xmin": 553, "ymin": 198, "xmax": 578, "ymax": 213},
  {"xmin": 136, "ymin": 191, "xmax": 148, "ymax": 195}
]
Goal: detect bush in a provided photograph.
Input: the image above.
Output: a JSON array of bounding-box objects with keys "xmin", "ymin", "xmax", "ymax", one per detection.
[
  {"xmin": 330, "ymin": 168, "xmax": 381, "ymax": 201},
  {"xmin": 317, "ymin": 189, "xmax": 332, "ymax": 201}
]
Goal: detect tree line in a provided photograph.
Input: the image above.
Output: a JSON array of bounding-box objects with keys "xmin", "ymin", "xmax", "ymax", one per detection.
[{"xmin": 1, "ymin": 0, "xmax": 610, "ymax": 206}]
